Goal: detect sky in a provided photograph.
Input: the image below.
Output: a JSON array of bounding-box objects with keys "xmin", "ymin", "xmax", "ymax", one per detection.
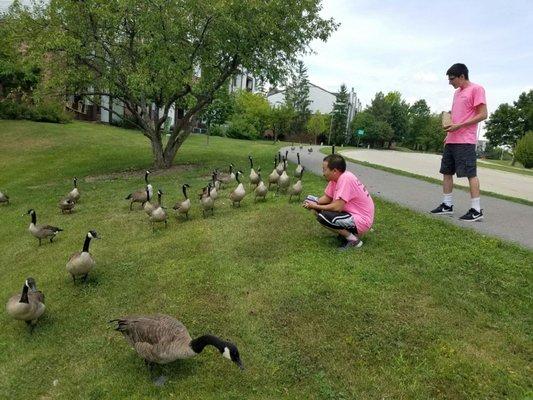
[
  {"xmin": 302, "ymin": 0, "xmax": 532, "ymax": 116},
  {"xmin": 2, "ymin": 0, "xmax": 531, "ymax": 116}
]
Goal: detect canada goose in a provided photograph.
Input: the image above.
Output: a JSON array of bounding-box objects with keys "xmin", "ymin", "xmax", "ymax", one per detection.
[
  {"xmin": 173, "ymin": 184, "xmax": 191, "ymax": 219},
  {"xmin": 0, "ymin": 191, "xmax": 10, "ymax": 205},
  {"xmin": 26, "ymin": 209, "xmax": 63, "ymax": 245},
  {"xmin": 209, "ymin": 173, "xmax": 219, "ymax": 200},
  {"xmin": 217, "ymin": 164, "xmax": 235, "ymax": 187},
  {"xmin": 308, "ymin": 146, "xmax": 313, "ymax": 154},
  {"xmin": 200, "ymin": 183, "xmax": 215, "ymax": 217},
  {"xmin": 290, "ymin": 143, "xmax": 295, "ymax": 152},
  {"xmin": 67, "ymin": 177, "xmax": 80, "ymax": 202},
  {"xmin": 332, "ymin": 144, "xmax": 336, "ymax": 154},
  {"xmin": 294, "ymin": 153, "xmax": 303, "ymax": 178},
  {"xmin": 288, "ymin": 167, "xmax": 304, "ymax": 202},
  {"xmin": 149, "ymin": 190, "xmax": 168, "ymax": 229},
  {"xmin": 212, "ymin": 171, "xmax": 221, "ymax": 191},
  {"xmin": 143, "ymin": 186, "xmax": 155, "ymax": 215},
  {"xmin": 6, "ymin": 277, "xmax": 45, "ymax": 332},
  {"xmin": 277, "ymin": 161, "xmax": 290, "ymax": 194},
  {"xmin": 110, "ymin": 314, "xmax": 243, "ymax": 383},
  {"xmin": 275, "ymin": 152, "xmax": 284, "ymax": 175},
  {"xmin": 254, "ymin": 173, "xmax": 268, "ymax": 201},
  {"xmin": 248, "ymin": 156, "xmax": 260, "ymax": 187},
  {"xmin": 66, "ymin": 230, "xmax": 100, "ymax": 283},
  {"xmin": 125, "ymin": 171, "xmax": 152, "ymax": 210},
  {"xmin": 268, "ymin": 157, "xmax": 279, "ymax": 189},
  {"xmin": 58, "ymin": 197, "xmax": 75, "ymax": 214},
  {"xmin": 229, "ymin": 171, "xmax": 246, "ymax": 207}
]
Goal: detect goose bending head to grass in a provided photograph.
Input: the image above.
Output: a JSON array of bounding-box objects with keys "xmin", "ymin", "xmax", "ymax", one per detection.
[
  {"xmin": 6, "ymin": 277, "xmax": 45, "ymax": 332},
  {"xmin": 58, "ymin": 197, "xmax": 75, "ymax": 214},
  {"xmin": 26, "ymin": 209, "xmax": 63, "ymax": 246},
  {"xmin": 0, "ymin": 190, "xmax": 10, "ymax": 205},
  {"xmin": 248, "ymin": 156, "xmax": 260, "ymax": 187},
  {"xmin": 173, "ymin": 184, "xmax": 191, "ymax": 219},
  {"xmin": 229, "ymin": 171, "xmax": 246, "ymax": 207},
  {"xmin": 268, "ymin": 156, "xmax": 279, "ymax": 189},
  {"xmin": 125, "ymin": 171, "xmax": 151, "ymax": 210},
  {"xmin": 67, "ymin": 177, "xmax": 80, "ymax": 202},
  {"xmin": 149, "ymin": 190, "xmax": 168, "ymax": 230},
  {"xmin": 110, "ymin": 314, "xmax": 243, "ymax": 384},
  {"xmin": 288, "ymin": 167, "xmax": 304, "ymax": 202},
  {"xmin": 200, "ymin": 183, "xmax": 215, "ymax": 217},
  {"xmin": 66, "ymin": 230, "xmax": 100, "ymax": 283}
]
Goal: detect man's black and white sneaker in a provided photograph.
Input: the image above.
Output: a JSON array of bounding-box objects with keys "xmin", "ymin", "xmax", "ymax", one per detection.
[
  {"xmin": 338, "ymin": 238, "xmax": 363, "ymax": 251},
  {"xmin": 430, "ymin": 203, "xmax": 453, "ymax": 215},
  {"xmin": 459, "ymin": 208, "xmax": 484, "ymax": 222}
]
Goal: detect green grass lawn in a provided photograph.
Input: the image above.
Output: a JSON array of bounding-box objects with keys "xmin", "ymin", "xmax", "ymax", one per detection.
[
  {"xmin": 1, "ymin": 120, "xmax": 532, "ymax": 399},
  {"xmin": 477, "ymin": 159, "xmax": 533, "ymax": 177}
]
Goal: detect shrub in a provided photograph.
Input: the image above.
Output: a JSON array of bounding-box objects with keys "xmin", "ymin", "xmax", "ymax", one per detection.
[
  {"xmin": 208, "ymin": 124, "xmax": 226, "ymax": 137},
  {"xmin": 0, "ymin": 100, "xmax": 71, "ymax": 123},
  {"xmin": 514, "ymin": 131, "xmax": 533, "ymax": 168},
  {"xmin": 226, "ymin": 116, "xmax": 259, "ymax": 140}
]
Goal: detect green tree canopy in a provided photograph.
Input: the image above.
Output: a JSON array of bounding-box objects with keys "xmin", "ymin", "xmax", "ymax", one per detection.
[
  {"xmin": 329, "ymin": 83, "xmax": 349, "ymax": 145},
  {"xmin": 12, "ymin": 0, "xmax": 336, "ymax": 167},
  {"xmin": 285, "ymin": 60, "xmax": 311, "ymax": 135}
]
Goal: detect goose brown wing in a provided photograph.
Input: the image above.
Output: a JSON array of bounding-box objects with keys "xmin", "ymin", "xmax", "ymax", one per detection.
[
  {"xmin": 29, "ymin": 290, "xmax": 45, "ymax": 304},
  {"xmin": 113, "ymin": 314, "xmax": 190, "ymax": 345},
  {"xmin": 41, "ymin": 225, "xmax": 62, "ymax": 232}
]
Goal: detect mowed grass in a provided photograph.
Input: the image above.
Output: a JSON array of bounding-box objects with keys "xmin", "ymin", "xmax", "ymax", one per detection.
[{"xmin": 0, "ymin": 120, "xmax": 532, "ymax": 399}]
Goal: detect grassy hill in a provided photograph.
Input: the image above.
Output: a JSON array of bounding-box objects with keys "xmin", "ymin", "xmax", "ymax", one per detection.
[{"xmin": 0, "ymin": 120, "xmax": 531, "ymax": 399}]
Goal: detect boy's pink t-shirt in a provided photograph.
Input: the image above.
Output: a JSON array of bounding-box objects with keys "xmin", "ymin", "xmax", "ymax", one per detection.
[
  {"xmin": 446, "ymin": 82, "xmax": 486, "ymax": 144},
  {"xmin": 324, "ymin": 171, "xmax": 374, "ymax": 234}
]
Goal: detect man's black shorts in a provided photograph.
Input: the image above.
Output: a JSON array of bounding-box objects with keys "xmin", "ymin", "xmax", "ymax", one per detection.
[
  {"xmin": 316, "ymin": 211, "xmax": 358, "ymax": 234},
  {"xmin": 439, "ymin": 144, "xmax": 477, "ymax": 178}
]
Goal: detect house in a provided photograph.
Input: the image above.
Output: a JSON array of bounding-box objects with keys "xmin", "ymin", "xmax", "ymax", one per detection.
[{"xmin": 267, "ymin": 82, "xmax": 362, "ymax": 126}]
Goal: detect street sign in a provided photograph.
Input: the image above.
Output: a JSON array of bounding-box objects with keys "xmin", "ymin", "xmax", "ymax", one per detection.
[{"xmin": 357, "ymin": 129, "xmax": 364, "ymax": 136}]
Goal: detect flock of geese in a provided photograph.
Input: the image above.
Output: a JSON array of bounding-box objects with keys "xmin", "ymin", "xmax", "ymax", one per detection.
[{"xmin": 1, "ymin": 146, "xmax": 310, "ymax": 382}]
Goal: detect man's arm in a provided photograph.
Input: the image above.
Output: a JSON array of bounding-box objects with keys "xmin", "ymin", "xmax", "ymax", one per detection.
[
  {"xmin": 444, "ymin": 103, "xmax": 488, "ymax": 132},
  {"xmin": 304, "ymin": 198, "xmax": 345, "ymax": 212},
  {"xmin": 317, "ymin": 194, "xmax": 333, "ymax": 205}
]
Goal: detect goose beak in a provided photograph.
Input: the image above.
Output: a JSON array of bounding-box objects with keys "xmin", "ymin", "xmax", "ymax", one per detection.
[{"xmin": 235, "ymin": 359, "xmax": 244, "ymax": 370}]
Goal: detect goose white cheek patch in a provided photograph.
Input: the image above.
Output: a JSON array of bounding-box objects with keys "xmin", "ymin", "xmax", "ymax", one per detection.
[{"xmin": 222, "ymin": 347, "xmax": 231, "ymax": 360}]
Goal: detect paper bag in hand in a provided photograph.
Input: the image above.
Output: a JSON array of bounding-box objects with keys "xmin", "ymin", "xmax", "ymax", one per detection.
[{"xmin": 441, "ymin": 111, "xmax": 452, "ymax": 127}]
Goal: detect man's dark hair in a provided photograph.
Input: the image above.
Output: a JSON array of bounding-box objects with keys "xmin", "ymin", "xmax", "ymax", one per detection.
[
  {"xmin": 447, "ymin": 63, "xmax": 469, "ymax": 80},
  {"xmin": 323, "ymin": 154, "xmax": 346, "ymax": 172}
]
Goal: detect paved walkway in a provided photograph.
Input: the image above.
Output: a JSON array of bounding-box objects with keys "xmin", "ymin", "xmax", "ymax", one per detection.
[
  {"xmin": 282, "ymin": 146, "xmax": 533, "ymax": 249},
  {"xmin": 339, "ymin": 149, "xmax": 533, "ymax": 201}
]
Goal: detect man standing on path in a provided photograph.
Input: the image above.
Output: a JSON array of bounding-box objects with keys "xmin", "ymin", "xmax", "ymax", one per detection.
[
  {"xmin": 303, "ymin": 154, "xmax": 374, "ymax": 250},
  {"xmin": 431, "ymin": 63, "xmax": 488, "ymax": 221}
]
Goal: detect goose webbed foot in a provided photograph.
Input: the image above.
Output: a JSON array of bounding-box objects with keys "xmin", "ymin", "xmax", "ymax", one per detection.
[{"xmin": 83, "ymin": 274, "xmax": 89, "ymax": 283}]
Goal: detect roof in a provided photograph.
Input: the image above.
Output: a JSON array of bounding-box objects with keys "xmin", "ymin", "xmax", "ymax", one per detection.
[{"xmin": 267, "ymin": 82, "xmax": 338, "ymax": 97}]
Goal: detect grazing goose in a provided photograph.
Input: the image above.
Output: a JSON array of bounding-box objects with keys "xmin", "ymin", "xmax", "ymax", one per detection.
[
  {"xmin": 67, "ymin": 177, "xmax": 80, "ymax": 202},
  {"xmin": 173, "ymin": 184, "xmax": 191, "ymax": 219},
  {"xmin": 66, "ymin": 230, "xmax": 100, "ymax": 283},
  {"xmin": 254, "ymin": 173, "xmax": 268, "ymax": 201},
  {"xmin": 229, "ymin": 171, "xmax": 246, "ymax": 207},
  {"xmin": 288, "ymin": 167, "xmax": 304, "ymax": 202},
  {"xmin": 308, "ymin": 145, "xmax": 313, "ymax": 154},
  {"xmin": 200, "ymin": 183, "xmax": 215, "ymax": 217},
  {"xmin": 143, "ymin": 186, "xmax": 155, "ymax": 216},
  {"xmin": 26, "ymin": 209, "xmax": 63, "ymax": 245},
  {"xmin": 277, "ymin": 161, "xmax": 290, "ymax": 195},
  {"xmin": 149, "ymin": 190, "xmax": 168, "ymax": 229},
  {"xmin": 125, "ymin": 171, "xmax": 152, "ymax": 210},
  {"xmin": 110, "ymin": 314, "xmax": 243, "ymax": 383},
  {"xmin": 0, "ymin": 191, "xmax": 10, "ymax": 205},
  {"xmin": 248, "ymin": 156, "xmax": 260, "ymax": 187},
  {"xmin": 217, "ymin": 164, "xmax": 235, "ymax": 187},
  {"xmin": 268, "ymin": 157, "xmax": 280, "ymax": 189},
  {"xmin": 58, "ymin": 197, "xmax": 75, "ymax": 214},
  {"xmin": 294, "ymin": 153, "xmax": 303, "ymax": 178},
  {"xmin": 290, "ymin": 142, "xmax": 295, "ymax": 152},
  {"xmin": 6, "ymin": 277, "xmax": 45, "ymax": 332}
]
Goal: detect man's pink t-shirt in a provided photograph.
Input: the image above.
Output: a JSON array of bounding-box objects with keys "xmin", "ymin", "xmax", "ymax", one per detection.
[
  {"xmin": 446, "ymin": 82, "xmax": 486, "ymax": 144},
  {"xmin": 324, "ymin": 171, "xmax": 374, "ymax": 234}
]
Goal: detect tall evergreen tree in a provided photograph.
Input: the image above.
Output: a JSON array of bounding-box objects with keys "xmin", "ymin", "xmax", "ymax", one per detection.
[
  {"xmin": 285, "ymin": 60, "xmax": 311, "ymax": 135},
  {"xmin": 329, "ymin": 83, "xmax": 349, "ymax": 145}
]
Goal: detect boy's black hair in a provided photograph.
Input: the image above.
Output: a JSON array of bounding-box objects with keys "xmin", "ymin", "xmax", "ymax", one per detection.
[
  {"xmin": 323, "ymin": 154, "xmax": 346, "ymax": 172},
  {"xmin": 447, "ymin": 63, "xmax": 469, "ymax": 80}
]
